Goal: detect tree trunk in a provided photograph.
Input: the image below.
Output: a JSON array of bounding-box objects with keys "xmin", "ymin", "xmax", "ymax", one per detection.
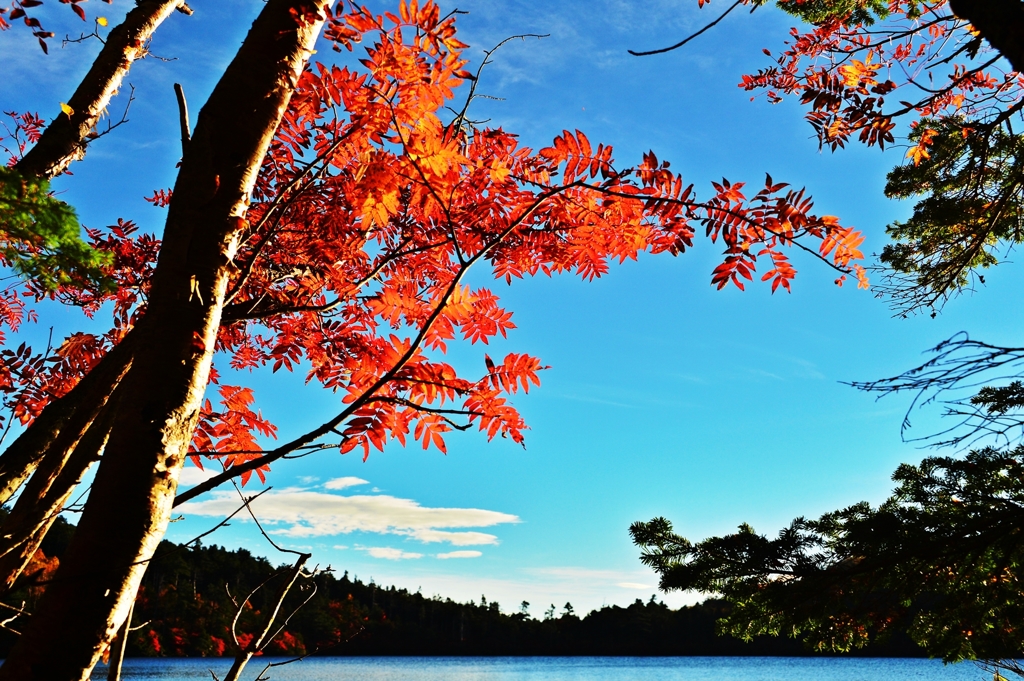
[
  {"xmin": 948, "ymin": 0, "xmax": 1024, "ymax": 73},
  {"xmin": 0, "ymin": 397, "xmax": 115, "ymax": 594},
  {"xmin": 0, "ymin": 2, "xmax": 326, "ymax": 679},
  {"xmin": 0, "ymin": 331, "xmax": 135, "ymax": 506},
  {"xmin": 105, "ymin": 600, "xmax": 132, "ymax": 681},
  {"xmin": 15, "ymin": 0, "xmax": 191, "ymax": 179}
]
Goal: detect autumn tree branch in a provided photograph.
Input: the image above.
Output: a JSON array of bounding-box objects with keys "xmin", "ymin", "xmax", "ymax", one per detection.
[
  {"xmin": 175, "ymin": 183, "xmax": 580, "ymax": 505},
  {"xmin": 15, "ymin": 0, "xmax": 192, "ymax": 178}
]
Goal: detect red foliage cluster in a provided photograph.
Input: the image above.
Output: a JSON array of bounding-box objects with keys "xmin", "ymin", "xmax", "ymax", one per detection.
[
  {"xmin": 0, "ymin": 0, "xmax": 102, "ymax": 52},
  {"xmin": 0, "ymin": 0, "xmax": 866, "ymax": 490},
  {"xmin": 738, "ymin": 0, "xmax": 1023, "ymax": 161}
]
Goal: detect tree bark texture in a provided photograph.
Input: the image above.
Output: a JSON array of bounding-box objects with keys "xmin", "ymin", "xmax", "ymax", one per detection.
[
  {"xmin": 0, "ymin": 2, "xmax": 326, "ymax": 678},
  {"xmin": 0, "ymin": 399, "xmax": 115, "ymax": 595},
  {"xmin": 948, "ymin": 0, "xmax": 1024, "ymax": 73},
  {"xmin": 14, "ymin": 0, "xmax": 191, "ymax": 179},
  {"xmin": 104, "ymin": 600, "xmax": 133, "ymax": 681}
]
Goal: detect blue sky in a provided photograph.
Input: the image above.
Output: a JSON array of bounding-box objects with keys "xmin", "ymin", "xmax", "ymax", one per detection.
[{"xmin": 4, "ymin": 0, "xmax": 1023, "ymax": 616}]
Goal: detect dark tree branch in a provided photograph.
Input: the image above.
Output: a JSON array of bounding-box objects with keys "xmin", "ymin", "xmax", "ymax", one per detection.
[
  {"xmin": 628, "ymin": 0, "xmax": 745, "ymax": 56},
  {"xmin": 173, "ymin": 83, "xmax": 191, "ymax": 156}
]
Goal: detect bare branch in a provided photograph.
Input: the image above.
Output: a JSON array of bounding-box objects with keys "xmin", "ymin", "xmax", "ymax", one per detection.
[{"xmin": 629, "ymin": 0, "xmax": 745, "ymax": 57}]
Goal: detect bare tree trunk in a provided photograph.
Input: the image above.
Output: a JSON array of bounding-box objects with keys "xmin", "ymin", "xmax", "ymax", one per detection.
[
  {"xmin": 105, "ymin": 600, "xmax": 133, "ymax": 681},
  {"xmin": 14, "ymin": 0, "xmax": 192, "ymax": 179},
  {"xmin": 0, "ymin": 2, "xmax": 326, "ymax": 679},
  {"xmin": 0, "ymin": 332, "xmax": 134, "ymax": 506},
  {"xmin": 0, "ymin": 398, "xmax": 115, "ymax": 594}
]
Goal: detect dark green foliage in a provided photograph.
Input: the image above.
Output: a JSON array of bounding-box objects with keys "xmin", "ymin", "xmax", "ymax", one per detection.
[
  {"xmin": 973, "ymin": 382, "xmax": 1024, "ymax": 417},
  {"xmin": 113, "ymin": 543, "xmax": 923, "ymax": 657},
  {"xmin": 0, "ymin": 530, "xmax": 924, "ymax": 658},
  {"xmin": 878, "ymin": 119, "xmax": 1024, "ymax": 313},
  {"xmin": 632, "ymin": 446, "xmax": 1024, "ymax": 662},
  {"xmin": 0, "ymin": 167, "xmax": 113, "ymax": 293},
  {"xmin": 775, "ymin": 0, "xmax": 905, "ymax": 26}
]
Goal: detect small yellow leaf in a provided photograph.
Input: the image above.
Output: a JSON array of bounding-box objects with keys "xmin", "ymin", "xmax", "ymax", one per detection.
[
  {"xmin": 96, "ymin": 16, "xmax": 108, "ymax": 26},
  {"xmin": 60, "ymin": 102, "xmax": 74, "ymax": 117}
]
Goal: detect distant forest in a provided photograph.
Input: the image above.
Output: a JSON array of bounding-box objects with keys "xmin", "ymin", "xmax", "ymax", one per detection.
[{"xmin": 0, "ymin": 516, "xmax": 926, "ymax": 658}]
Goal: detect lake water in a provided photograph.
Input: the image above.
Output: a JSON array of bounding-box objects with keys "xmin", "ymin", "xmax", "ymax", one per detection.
[{"xmin": 90, "ymin": 657, "xmax": 998, "ymax": 681}]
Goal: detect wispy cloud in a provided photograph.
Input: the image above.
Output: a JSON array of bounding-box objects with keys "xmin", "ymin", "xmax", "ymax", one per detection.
[
  {"xmin": 179, "ymin": 487, "xmax": 519, "ymax": 545},
  {"xmin": 617, "ymin": 582, "xmax": 653, "ymax": 590},
  {"xmin": 529, "ymin": 567, "xmax": 632, "ymax": 580},
  {"xmin": 413, "ymin": 529, "xmax": 499, "ymax": 546},
  {"xmin": 324, "ymin": 476, "xmax": 369, "ymax": 490},
  {"xmin": 437, "ymin": 550, "xmax": 482, "ymax": 560}
]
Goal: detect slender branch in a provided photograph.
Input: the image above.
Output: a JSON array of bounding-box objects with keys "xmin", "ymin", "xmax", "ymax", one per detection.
[
  {"xmin": 15, "ymin": 0, "xmax": 191, "ymax": 178},
  {"xmin": 449, "ymin": 34, "xmax": 548, "ymax": 135},
  {"xmin": 231, "ymin": 481, "xmax": 305, "ymax": 557},
  {"xmin": 221, "ymin": 237, "xmax": 448, "ymax": 322},
  {"xmin": 173, "ymin": 83, "xmax": 191, "ymax": 155},
  {"xmin": 224, "ymin": 125, "xmax": 362, "ymax": 305},
  {"xmin": 628, "ymin": 0, "xmax": 745, "ymax": 57}
]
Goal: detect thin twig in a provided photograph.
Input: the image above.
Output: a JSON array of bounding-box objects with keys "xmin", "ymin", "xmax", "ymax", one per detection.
[
  {"xmin": 174, "ymin": 83, "xmax": 191, "ymax": 155},
  {"xmin": 232, "ymin": 481, "xmax": 305, "ymax": 557},
  {"xmin": 629, "ymin": 0, "xmax": 745, "ymax": 56}
]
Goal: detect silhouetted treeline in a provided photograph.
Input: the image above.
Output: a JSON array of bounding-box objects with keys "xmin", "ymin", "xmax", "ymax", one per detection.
[{"xmin": 0, "ymin": 521, "xmax": 926, "ymax": 657}]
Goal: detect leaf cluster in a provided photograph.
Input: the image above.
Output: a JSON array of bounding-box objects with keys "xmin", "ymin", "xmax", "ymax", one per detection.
[
  {"xmin": 880, "ymin": 119, "xmax": 1024, "ymax": 313},
  {"xmin": 632, "ymin": 446, "xmax": 1024, "ymax": 661},
  {"xmin": 775, "ymin": 0, "xmax": 904, "ymax": 27},
  {"xmin": 0, "ymin": 167, "xmax": 113, "ymax": 294},
  {"xmin": 725, "ymin": 0, "xmax": 1024, "ymax": 314}
]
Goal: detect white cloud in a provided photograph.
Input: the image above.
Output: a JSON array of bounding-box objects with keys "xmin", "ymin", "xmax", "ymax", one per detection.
[
  {"xmin": 179, "ymin": 489, "xmax": 519, "ymax": 545},
  {"xmin": 617, "ymin": 582, "xmax": 653, "ymax": 590},
  {"xmin": 365, "ymin": 547, "xmax": 423, "ymax": 560},
  {"xmin": 177, "ymin": 465, "xmax": 218, "ymax": 487},
  {"xmin": 333, "ymin": 545, "xmax": 349, "ymax": 550},
  {"xmin": 411, "ymin": 530, "xmax": 499, "ymax": 546},
  {"xmin": 324, "ymin": 476, "xmax": 368, "ymax": 490},
  {"xmin": 298, "ymin": 476, "xmax": 320, "ymax": 484},
  {"xmin": 437, "ymin": 551, "xmax": 482, "ymax": 560}
]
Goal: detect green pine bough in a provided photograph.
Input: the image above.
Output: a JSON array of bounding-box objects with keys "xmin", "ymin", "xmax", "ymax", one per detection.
[
  {"xmin": 0, "ymin": 167, "xmax": 113, "ymax": 293},
  {"xmin": 631, "ymin": 447, "xmax": 1024, "ymax": 663}
]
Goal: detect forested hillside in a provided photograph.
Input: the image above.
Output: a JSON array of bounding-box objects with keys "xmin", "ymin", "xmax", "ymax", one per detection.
[{"xmin": 0, "ymin": 517, "xmax": 925, "ymax": 658}]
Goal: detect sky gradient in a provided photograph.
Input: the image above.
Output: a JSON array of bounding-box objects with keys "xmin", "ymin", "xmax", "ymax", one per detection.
[{"xmin": 4, "ymin": 0, "xmax": 1023, "ymax": 617}]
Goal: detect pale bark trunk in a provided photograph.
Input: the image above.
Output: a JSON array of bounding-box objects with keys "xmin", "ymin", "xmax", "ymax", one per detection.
[
  {"xmin": 0, "ymin": 399, "xmax": 114, "ymax": 594},
  {"xmin": 105, "ymin": 600, "xmax": 132, "ymax": 681},
  {"xmin": 15, "ymin": 0, "xmax": 191, "ymax": 179},
  {"xmin": 0, "ymin": 2, "xmax": 326, "ymax": 678}
]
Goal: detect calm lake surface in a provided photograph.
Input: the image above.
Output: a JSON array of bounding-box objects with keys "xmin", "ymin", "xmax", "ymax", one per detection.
[{"xmin": 90, "ymin": 657, "xmax": 997, "ymax": 681}]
